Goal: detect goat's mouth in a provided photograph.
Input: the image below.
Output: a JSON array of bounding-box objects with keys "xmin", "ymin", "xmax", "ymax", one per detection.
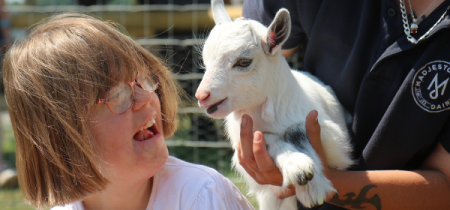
[{"xmin": 207, "ymin": 98, "xmax": 227, "ymax": 114}]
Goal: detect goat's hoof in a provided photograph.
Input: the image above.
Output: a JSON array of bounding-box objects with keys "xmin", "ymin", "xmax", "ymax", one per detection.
[
  {"xmin": 306, "ymin": 172, "xmax": 314, "ymax": 181},
  {"xmin": 310, "ymin": 200, "xmax": 325, "ymax": 208},
  {"xmin": 298, "ymin": 176, "xmax": 307, "ymax": 186},
  {"xmin": 308, "ymin": 198, "xmax": 325, "ymax": 208},
  {"xmin": 297, "ymin": 171, "xmax": 314, "ymax": 186}
]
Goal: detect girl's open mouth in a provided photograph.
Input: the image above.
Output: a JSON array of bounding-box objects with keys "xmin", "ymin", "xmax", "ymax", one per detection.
[{"xmin": 133, "ymin": 123, "xmax": 159, "ymax": 141}]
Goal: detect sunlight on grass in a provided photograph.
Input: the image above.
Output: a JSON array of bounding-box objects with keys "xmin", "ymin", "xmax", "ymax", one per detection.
[
  {"xmin": 226, "ymin": 173, "xmax": 259, "ymax": 209},
  {"xmin": 0, "ymin": 188, "xmax": 35, "ymax": 210}
]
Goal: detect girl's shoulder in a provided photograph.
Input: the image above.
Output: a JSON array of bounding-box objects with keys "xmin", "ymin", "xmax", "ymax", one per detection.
[
  {"xmin": 147, "ymin": 156, "xmax": 254, "ymax": 210},
  {"xmin": 51, "ymin": 201, "xmax": 84, "ymax": 210}
]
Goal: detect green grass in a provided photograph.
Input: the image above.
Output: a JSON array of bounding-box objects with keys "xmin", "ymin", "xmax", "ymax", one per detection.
[
  {"xmin": 2, "ymin": 111, "xmax": 16, "ymax": 170},
  {"xmin": 232, "ymin": 180, "xmax": 259, "ymax": 209},
  {"xmin": 0, "ymin": 189, "xmax": 35, "ymax": 210}
]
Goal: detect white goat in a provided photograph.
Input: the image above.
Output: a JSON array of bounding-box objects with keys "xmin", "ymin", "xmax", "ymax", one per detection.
[{"xmin": 195, "ymin": 1, "xmax": 353, "ymax": 209}]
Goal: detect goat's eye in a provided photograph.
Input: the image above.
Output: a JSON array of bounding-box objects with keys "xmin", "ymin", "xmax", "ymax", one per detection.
[{"xmin": 234, "ymin": 59, "xmax": 252, "ymax": 68}]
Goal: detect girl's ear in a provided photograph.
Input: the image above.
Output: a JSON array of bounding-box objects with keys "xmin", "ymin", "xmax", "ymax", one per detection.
[{"xmin": 262, "ymin": 9, "xmax": 291, "ymax": 56}]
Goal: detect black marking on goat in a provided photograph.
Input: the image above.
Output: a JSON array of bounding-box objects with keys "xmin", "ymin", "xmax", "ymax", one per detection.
[
  {"xmin": 283, "ymin": 123, "xmax": 308, "ymax": 151},
  {"xmin": 284, "ymin": 124, "xmax": 316, "ymax": 185}
]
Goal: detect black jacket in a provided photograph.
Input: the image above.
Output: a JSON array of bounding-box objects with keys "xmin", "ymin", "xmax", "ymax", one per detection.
[{"xmin": 243, "ymin": 0, "xmax": 450, "ymax": 209}]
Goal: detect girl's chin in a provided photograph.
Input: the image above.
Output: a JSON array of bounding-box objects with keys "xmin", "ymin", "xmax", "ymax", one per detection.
[{"xmin": 132, "ymin": 132, "xmax": 167, "ymax": 158}]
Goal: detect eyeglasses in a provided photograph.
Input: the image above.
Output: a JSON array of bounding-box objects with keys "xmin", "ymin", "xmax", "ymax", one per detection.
[{"xmin": 97, "ymin": 72, "xmax": 159, "ymax": 115}]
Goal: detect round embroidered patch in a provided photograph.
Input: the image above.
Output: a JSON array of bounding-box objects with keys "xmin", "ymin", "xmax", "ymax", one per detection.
[{"xmin": 412, "ymin": 61, "xmax": 450, "ymax": 113}]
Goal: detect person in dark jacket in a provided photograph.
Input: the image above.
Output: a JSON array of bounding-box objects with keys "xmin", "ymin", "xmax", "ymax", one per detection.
[{"xmin": 238, "ymin": 0, "xmax": 450, "ymax": 209}]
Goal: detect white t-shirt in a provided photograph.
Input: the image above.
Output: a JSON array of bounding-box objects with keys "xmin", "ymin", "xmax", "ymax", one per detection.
[{"xmin": 52, "ymin": 156, "xmax": 254, "ymax": 210}]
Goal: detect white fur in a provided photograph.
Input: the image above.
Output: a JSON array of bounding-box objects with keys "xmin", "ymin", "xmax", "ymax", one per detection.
[{"xmin": 195, "ymin": 1, "xmax": 353, "ymax": 209}]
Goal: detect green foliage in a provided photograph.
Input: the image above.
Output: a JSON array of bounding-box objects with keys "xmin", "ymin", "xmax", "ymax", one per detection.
[
  {"xmin": 168, "ymin": 146, "xmax": 235, "ymax": 174},
  {"xmin": 6, "ymin": 0, "xmax": 138, "ymax": 6},
  {"xmin": 2, "ymin": 116, "xmax": 16, "ymax": 169},
  {"xmin": 0, "ymin": 189, "xmax": 35, "ymax": 210},
  {"xmin": 35, "ymin": 0, "xmax": 74, "ymax": 6}
]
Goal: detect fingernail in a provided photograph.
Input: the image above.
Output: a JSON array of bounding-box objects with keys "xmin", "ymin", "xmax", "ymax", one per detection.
[
  {"xmin": 254, "ymin": 132, "xmax": 262, "ymax": 142},
  {"xmin": 241, "ymin": 116, "xmax": 248, "ymax": 126}
]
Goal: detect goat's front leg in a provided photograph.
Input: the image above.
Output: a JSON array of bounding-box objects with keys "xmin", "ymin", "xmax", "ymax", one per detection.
[{"xmin": 265, "ymin": 124, "xmax": 335, "ymax": 208}]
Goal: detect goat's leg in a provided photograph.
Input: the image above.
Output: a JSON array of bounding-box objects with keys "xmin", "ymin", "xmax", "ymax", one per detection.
[
  {"xmin": 291, "ymin": 141, "xmax": 334, "ymax": 208},
  {"xmin": 232, "ymin": 151, "xmax": 282, "ymax": 210},
  {"xmin": 256, "ymin": 192, "xmax": 284, "ymax": 210},
  {"xmin": 267, "ymin": 124, "xmax": 335, "ymax": 208},
  {"xmin": 320, "ymin": 120, "xmax": 353, "ymax": 169},
  {"xmin": 264, "ymin": 132, "xmax": 315, "ymax": 187},
  {"xmin": 257, "ymin": 190, "xmax": 298, "ymax": 210}
]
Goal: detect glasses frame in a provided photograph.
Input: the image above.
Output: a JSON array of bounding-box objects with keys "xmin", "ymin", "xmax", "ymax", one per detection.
[{"xmin": 96, "ymin": 72, "xmax": 159, "ymax": 115}]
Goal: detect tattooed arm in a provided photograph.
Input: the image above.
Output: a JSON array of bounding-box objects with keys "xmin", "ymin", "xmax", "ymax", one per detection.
[
  {"xmin": 238, "ymin": 111, "xmax": 450, "ymax": 210},
  {"xmin": 324, "ymin": 146, "xmax": 450, "ymax": 210}
]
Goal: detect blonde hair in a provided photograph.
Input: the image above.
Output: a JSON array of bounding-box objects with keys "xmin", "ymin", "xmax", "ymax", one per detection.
[{"xmin": 3, "ymin": 13, "xmax": 180, "ymax": 209}]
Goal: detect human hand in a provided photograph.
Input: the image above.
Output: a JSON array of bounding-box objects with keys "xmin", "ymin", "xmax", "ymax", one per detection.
[
  {"xmin": 305, "ymin": 110, "xmax": 331, "ymax": 179},
  {"xmin": 237, "ymin": 114, "xmax": 285, "ymax": 186},
  {"xmin": 237, "ymin": 114, "xmax": 295, "ymax": 199},
  {"xmin": 237, "ymin": 110, "xmax": 332, "ymax": 199}
]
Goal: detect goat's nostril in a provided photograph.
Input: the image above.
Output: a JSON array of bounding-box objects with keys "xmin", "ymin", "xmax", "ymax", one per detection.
[{"xmin": 196, "ymin": 91, "xmax": 210, "ymax": 101}]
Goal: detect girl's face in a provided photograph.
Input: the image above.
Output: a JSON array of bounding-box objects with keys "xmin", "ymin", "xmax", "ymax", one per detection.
[{"xmin": 87, "ymin": 74, "xmax": 168, "ymax": 183}]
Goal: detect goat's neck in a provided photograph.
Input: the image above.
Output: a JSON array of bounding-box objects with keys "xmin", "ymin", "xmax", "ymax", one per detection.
[{"xmin": 243, "ymin": 57, "xmax": 306, "ymax": 131}]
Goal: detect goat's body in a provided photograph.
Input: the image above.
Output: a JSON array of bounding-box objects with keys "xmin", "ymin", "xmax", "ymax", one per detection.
[
  {"xmin": 225, "ymin": 66, "xmax": 353, "ymax": 209},
  {"xmin": 196, "ymin": 3, "xmax": 353, "ymax": 209},
  {"xmin": 226, "ymin": 68, "xmax": 348, "ymax": 145}
]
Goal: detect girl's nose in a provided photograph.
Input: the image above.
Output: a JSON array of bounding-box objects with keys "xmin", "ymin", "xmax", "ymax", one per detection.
[{"xmin": 132, "ymin": 85, "xmax": 154, "ymax": 111}]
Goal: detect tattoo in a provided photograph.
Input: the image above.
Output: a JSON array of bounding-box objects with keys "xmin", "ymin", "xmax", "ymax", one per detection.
[{"xmin": 329, "ymin": 185, "xmax": 381, "ymax": 210}]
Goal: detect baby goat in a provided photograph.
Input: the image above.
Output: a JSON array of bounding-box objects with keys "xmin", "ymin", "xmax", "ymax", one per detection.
[{"xmin": 195, "ymin": 1, "xmax": 353, "ymax": 209}]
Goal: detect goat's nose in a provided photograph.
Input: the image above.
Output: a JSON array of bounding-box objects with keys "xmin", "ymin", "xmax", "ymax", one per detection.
[{"xmin": 195, "ymin": 89, "xmax": 210, "ymax": 101}]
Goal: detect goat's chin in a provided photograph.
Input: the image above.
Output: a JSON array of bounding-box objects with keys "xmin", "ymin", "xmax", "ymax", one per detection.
[
  {"xmin": 206, "ymin": 111, "xmax": 230, "ymax": 119},
  {"xmin": 204, "ymin": 100, "xmax": 232, "ymax": 119},
  {"xmin": 205, "ymin": 106, "xmax": 232, "ymax": 119}
]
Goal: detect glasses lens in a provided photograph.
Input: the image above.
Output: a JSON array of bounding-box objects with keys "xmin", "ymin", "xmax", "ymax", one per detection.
[
  {"xmin": 106, "ymin": 83, "xmax": 133, "ymax": 114},
  {"xmin": 139, "ymin": 73, "xmax": 158, "ymax": 92}
]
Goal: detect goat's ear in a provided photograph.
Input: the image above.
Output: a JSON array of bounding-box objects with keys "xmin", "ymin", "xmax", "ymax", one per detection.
[
  {"xmin": 262, "ymin": 9, "xmax": 291, "ymax": 56},
  {"xmin": 212, "ymin": 0, "xmax": 232, "ymax": 24}
]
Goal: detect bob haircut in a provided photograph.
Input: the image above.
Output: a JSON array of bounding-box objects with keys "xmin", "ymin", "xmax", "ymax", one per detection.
[{"xmin": 3, "ymin": 13, "xmax": 180, "ymax": 209}]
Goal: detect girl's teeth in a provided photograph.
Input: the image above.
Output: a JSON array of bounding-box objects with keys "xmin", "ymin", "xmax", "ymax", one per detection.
[
  {"xmin": 139, "ymin": 118, "xmax": 155, "ymax": 131},
  {"xmin": 145, "ymin": 118, "xmax": 155, "ymax": 128}
]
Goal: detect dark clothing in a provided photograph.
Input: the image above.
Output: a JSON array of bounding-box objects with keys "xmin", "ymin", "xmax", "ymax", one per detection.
[{"xmin": 243, "ymin": 0, "xmax": 450, "ymax": 209}]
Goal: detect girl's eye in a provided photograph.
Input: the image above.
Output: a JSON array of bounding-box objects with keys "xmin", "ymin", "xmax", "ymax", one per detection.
[{"xmin": 234, "ymin": 59, "xmax": 252, "ymax": 68}]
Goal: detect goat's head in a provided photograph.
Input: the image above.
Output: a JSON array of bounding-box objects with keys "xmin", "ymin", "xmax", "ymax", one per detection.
[{"xmin": 195, "ymin": 0, "xmax": 291, "ymax": 119}]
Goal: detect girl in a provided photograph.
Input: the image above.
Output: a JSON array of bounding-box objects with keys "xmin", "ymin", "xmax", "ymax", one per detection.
[{"xmin": 3, "ymin": 13, "xmax": 254, "ymax": 210}]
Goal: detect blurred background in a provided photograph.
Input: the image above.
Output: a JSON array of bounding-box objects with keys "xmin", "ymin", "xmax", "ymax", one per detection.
[{"xmin": 0, "ymin": 0, "xmax": 305, "ymax": 209}]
